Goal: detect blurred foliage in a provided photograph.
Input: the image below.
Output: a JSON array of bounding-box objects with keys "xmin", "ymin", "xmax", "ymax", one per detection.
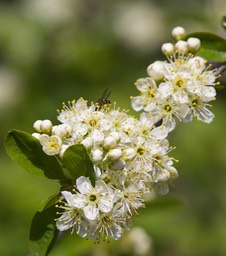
[{"xmin": 1, "ymin": 0, "xmax": 226, "ymax": 256}]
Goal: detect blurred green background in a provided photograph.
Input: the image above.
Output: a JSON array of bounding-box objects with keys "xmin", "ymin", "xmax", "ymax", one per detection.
[{"xmin": 1, "ymin": 0, "xmax": 226, "ymax": 255}]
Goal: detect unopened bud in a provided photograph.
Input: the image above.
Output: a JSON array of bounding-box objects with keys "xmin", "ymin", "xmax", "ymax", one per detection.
[
  {"xmin": 108, "ymin": 148, "xmax": 122, "ymax": 161},
  {"xmin": 33, "ymin": 120, "xmax": 42, "ymax": 133},
  {"xmin": 169, "ymin": 167, "xmax": 179, "ymax": 179},
  {"xmin": 175, "ymin": 40, "xmax": 188, "ymax": 54},
  {"xmin": 147, "ymin": 61, "xmax": 166, "ymax": 80},
  {"xmin": 188, "ymin": 56, "xmax": 206, "ymax": 70},
  {"xmin": 171, "ymin": 26, "xmax": 186, "ymax": 41},
  {"xmin": 161, "ymin": 43, "xmax": 175, "ymax": 56},
  {"xmin": 91, "ymin": 148, "xmax": 103, "ymax": 163},
  {"xmin": 81, "ymin": 137, "xmax": 93, "ymax": 150},
  {"xmin": 187, "ymin": 37, "xmax": 201, "ymax": 53},
  {"xmin": 110, "ymin": 158, "xmax": 125, "ymax": 170},
  {"xmin": 109, "ymin": 132, "xmax": 121, "ymax": 143},
  {"xmin": 103, "ymin": 136, "xmax": 117, "ymax": 150},
  {"xmin": 52, "ymin": 124, "xmax": 72, "ymax": 139},
  {"xmin": 40, "ymin": 119, "xmax": 52, "ymax": 134},
  {"xmin": 122, "ymin": 148, "xmax": 136, "ymax": 161}
]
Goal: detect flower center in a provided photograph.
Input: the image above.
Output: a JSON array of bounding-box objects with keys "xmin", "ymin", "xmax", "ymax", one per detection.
[
  {"xmin": 89, "ymin": 194, "xmax": 97, "ymax": 202},
  {"xmin": 137, "ymin": 147, "xmax": 145, "ymax": 156},
  {"xmin": 176, "ymin": 79, "xmax": 184, "ymax": 87},
  {"xmin": 192, "ymin": 99, "xmax": 199, "ymax": 107},
  {"xmin": 147, "ymin": 89, "xmax": 154, "ymax": 98},
  {"xmin": 89, "ymin": 119, "xmax": 97, "ymax": 126},
  {"xmin": 164, "ymin": 105, "xmax": 172, "ymax": 112},
  {"xmin": 49, "ymin": 140, "xmax": 60, "ymax": 149},
  {"xmin": 103, "ymin": 176, "xmax": 111, "ymax": 184}
]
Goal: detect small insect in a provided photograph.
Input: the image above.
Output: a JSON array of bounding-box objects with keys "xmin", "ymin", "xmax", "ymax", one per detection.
[{"xmin": 95, "ymin": 89, "xmax": 111, "ymax": 111}]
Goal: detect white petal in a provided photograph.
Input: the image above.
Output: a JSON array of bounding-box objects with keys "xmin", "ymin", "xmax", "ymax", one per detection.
[
  {"xmin": 76, "ymin": 176, "xmax": 92, "ymax": 194},
  {"xmin": 131, "ymin": 96, "xmax": 144, "ymax": 111},
  {"xmin": 172, "ymin": 90, "xmax": 189, "ymax": 103},
  {"xmin": 73, "ymin": 194, "xmax": 87, "ymax": 208},
  {"xmin": 151, "ymin": 126, "xmax": 168, "ymax": 140},
  {"xmin": 98, "ymin": 196, "xmax": 114, "ymax": 213},
  {"xmin": 56, "ymin": 212, "xmax": 74, "ymax": 231},
  {"xmin": 95, "ymin": 180, "xmax": 109, "ymax": 194},
  {"xmin": 196, "ymin": 106, "xmax": 214, "ymax": 123},
  {"xmin": 61, "ymin": 191, "xmax": 74, "ymax": 206},
  {"xmin": 84, "ymin": 204, "xmax": 99, "ymax": 220},
  {"xmin": 158, "ymin": 82, "xmax": 173, "ymax": 98}
]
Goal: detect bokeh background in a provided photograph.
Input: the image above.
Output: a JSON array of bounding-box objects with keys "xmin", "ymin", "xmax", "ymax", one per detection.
[{"xmin": 1, "ymin": 0, "xmax": 226, "ymax": 255}]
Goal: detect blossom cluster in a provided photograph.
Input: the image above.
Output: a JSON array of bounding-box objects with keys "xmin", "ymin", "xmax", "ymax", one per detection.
[
  {"xmin": 31, "ymin": 26, "xmax": 218, "ymax": 241},
  {"xmin": 32, "ymin": 97, "xmax": 177, "ymax": 240},
  {"xmin": 131, "ymin": 26, "xmax": 218, "ymax": 131}
]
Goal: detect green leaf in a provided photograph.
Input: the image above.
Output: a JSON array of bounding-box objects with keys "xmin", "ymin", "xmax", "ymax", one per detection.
[
  {"xmin": 38, "ymin": 194, "xmax": 62, "ymax": 212},
  {"xmin": 29, "ymin": 204, "xmax": 59, "ymax": 256},
  {"xmin": 187, "ymin": 32, "xmax": 226, "ymax": 62},
  {"xmin": 221, "ymin": 16, "xmax": 226, "ymax": 31},
  {"xmin": 5, "ymin": 129, "xmax": 65, "ymax": 179},
  {"xmin": 62, "ymin": 144, "xmax": 95, "ymax": 185}
]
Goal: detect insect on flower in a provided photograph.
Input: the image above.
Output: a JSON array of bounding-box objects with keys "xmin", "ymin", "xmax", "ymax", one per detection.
[{"xmin": 95, "ymin": 89, "xmax": 111, "ymax": 111}]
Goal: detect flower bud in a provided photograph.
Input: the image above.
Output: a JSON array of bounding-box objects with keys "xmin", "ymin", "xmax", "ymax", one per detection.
[
  {"xmin": 103, "ymin": 136, "xmax": 117, "ymax": 150},
  {"xmin": 40, "ymin": 119, "xmax": 52, "ymax": 134},
  {"xmin": 175, "ymin": 40, "xmax": 188, "ymax": 54},
  {"xmin": 147, "ymin": 61, "xmax": 166, "ymax": 80},
  {"xmin": 91, "ymin": 148, "xmax": 103, "ymax": 163},
  {"xmin": 161, "ymin": 43, "xmax": 175, "ymax": 56},
  {"xmin": 122, "ymin": 148, "xmax": 136, "ymax": 161},
  {"xmin": 171, "ymin": 26, "xmax": 186, "ymax": 41},
  {"xmin": 110, "ymin": 158, "xmax": 125, "ymax": 170},
  {"xmin": 52, "ymin": 124, "xmax": 72, "ymax": 139},
  {"xmin": 188, "ymin": 56, "xmax": 206, "ymax": 71},
  {"xmin": 107, "ymin": 148, "xmax": 122, "ymax": 161},
  {"xmin": 81, "ymin": 137, "xmax": 93, "ymax": 150},
  {"xmin": 33, "ymin": 120, "xmax": 42, "ymax": 133},
  {"xmin": 109, "ymin": 131, "xmax": 121, "ymax": 143},
  {"xmin": 187, "ymin": 37, "xmax": 201, "ymax": 53},
  {"xmin": 169, "ymin": 166, "xmax": 179, "ymax": 179}
]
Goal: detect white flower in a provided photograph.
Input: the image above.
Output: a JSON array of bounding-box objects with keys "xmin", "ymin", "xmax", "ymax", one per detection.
[
  {"xmin": 117, "ymin": 184, "xmax": 145, "ymax": 215},
  {"xmin": 56, "ymin": 191, "xmax": 88, "ymax": 237},
  {"xmin": 131, "ymin": 77, "xmax": 159, "ymax": 112},
  {"xmin": 87, "ymin": 207, "xmax": 125, "ymax": 241},
  {"xmin": 39, "ymin": 134, "xmax": 62, "ymax": 155},
  {"xmin": 73, "ymin": 176, "xmax": 114, "ymax": 220},
  {"xmin": 185, "ymin": 97, "xmax": 215, "ymax": 123}
]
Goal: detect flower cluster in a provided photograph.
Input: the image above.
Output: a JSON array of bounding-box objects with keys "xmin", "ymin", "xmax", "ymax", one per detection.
[
  {"xmin": 32, "ymin": 97, "xmax": 177, "ymax": 240},
  {"xmin": 131, "ymin": 26, "xmax": 218, "ymax": 131},
  {"xmin": 31, "ymin": 26, "xmax": 218, "ymax": 242}
]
